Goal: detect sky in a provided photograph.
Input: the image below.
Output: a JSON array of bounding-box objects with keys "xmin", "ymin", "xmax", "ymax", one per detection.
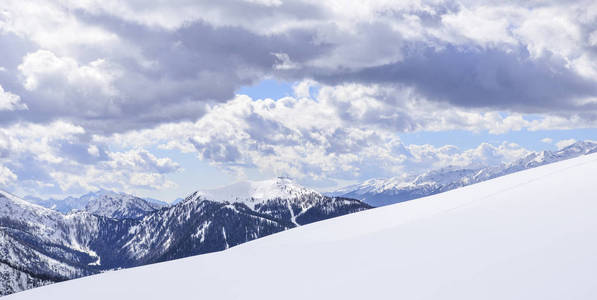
[{"xmin": 0, "ymin": 0, "xmax": 596, "ymax": 202}]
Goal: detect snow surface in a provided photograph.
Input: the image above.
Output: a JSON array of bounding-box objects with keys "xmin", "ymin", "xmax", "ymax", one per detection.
[{"xmin": 7, "ymin": 153, "xmax": 597, "ymax": 300}]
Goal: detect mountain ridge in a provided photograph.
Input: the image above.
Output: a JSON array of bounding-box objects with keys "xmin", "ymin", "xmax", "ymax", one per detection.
[
  {"xmin": 329, "ymin": 140, "xmax": 597, "ymax": 206},
  {"xmin": 25, "ymin": 190, "xmax": 160, "ymax": 219}
]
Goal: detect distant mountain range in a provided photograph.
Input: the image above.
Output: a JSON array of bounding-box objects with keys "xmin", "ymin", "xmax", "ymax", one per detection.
[
  {"xmin": 0, "ymin": 178, "xmax": 370, "ymax": 295},
  {"xmin": 328, "ymin": 141, "xmax": 597, "ymax": 206},
  {"xmin": 24, "ymin": 190, "xmax": 167, "ymax": 218}
]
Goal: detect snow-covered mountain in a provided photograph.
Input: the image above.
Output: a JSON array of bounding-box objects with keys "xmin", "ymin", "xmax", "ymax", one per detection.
[
  {"xmin": 187, "ymin": 177, "xmax": 365, "ymax": 226},
  {"xmin": 0, "ymin": 190, "xmax": 130, "ymax": 295},
  {"xmin": 9, "ymin": 151, "xmax": 597, "ymax": 300},
  {"xmin": 192, "ymin": 177, "xmax": 319, "ymax": 209},
  {"xmin": 82, "ymin": 191, "xmax": 159, "ymax": 219},
  {"xmin": 117, "ymin": 178, "xmax": 371, "ymax": 264},
  {"xmin": 0, "ymin": 178, "xmax": 370, "ymax": 296},
  {"xmin": 25, "ymin": 190, "xmax": 160, "ymax": 219},
  {"xmin": 143, "ymin": 197, "xmax": 170, "ymax": 208},
  {"xmin": 23, "ymin": 195, "xmax": 86, "ymax": 214},
  {"xmin": 331, "ymin": 140, "xmax": 597, "ymax": 206}
]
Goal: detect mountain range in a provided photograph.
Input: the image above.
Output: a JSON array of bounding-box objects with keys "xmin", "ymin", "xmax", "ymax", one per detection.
[
  {"xmin": 24, "ymin": 190, "xmax": 167, "ymax": 218},
  {"xmin": 0, "ymin": 178, "xmax": 370, "ymax": 295},
  {"xmin": 2, "ymin": 140, "xmax": 597, "ymax": 296},
  {"xmin": 328, "ymin": 141, "xmax": 597, "ymax": 206},
  {"xmin": 8, "ymin": 148, "xmax": 597, "ymax": 300}
]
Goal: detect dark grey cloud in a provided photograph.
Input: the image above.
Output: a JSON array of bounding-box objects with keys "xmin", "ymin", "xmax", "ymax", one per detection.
[
  {"xmin": 56, "ymin": 140, "xmax": 110, "ymax": 165},
  {"xmin": 190, "ymin": 137, "xmax": 244, "ymax": 163},
  {"xmin": 315, "ymin": 45, "xmax": 597, "ymax": 114},
  {"xmin": 324, "ymin": 128, "xmax": 383, "ymax": 155},
  {"xmin": 6, "ymin": 153, "xmax": 54, "ymax": 182},
  {"xmin": 0, "ymin": 32, "xmax": 37, "ymax": 122},
  {"xmin": 243, "ymin": 112, "xmax": 298, "ymax": 147}
]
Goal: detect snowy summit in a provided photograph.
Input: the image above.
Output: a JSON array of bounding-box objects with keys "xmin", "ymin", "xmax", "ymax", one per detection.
[{"xmin": 188, "ymin": 177, "xmax": 321, "ymax": 209}]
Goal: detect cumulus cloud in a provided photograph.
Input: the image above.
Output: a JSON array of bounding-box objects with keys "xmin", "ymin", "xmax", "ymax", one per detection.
[
  {"xmin": 106, "ymin": 149, "xmax": 181, "ymax": 174},
  {"xmin": 541, "ymin": 138, "xmax": 553, "ymax": 144},
  {"xmin": 0, "ymin": 85, "xmax": 27, "ymax": 111},
  {"xmin": 0, "ymin": 165, "xmax": 17, "ymax": 185},
  {"xmin": 2, "ymin": 77, "xmax": 590, "ymax": 196},
  {"xmin": 0, "ymin": 121, "xmax": 180, "ymax": 196},
  {"xmin": 18, "ymin": 50, "xmax": 121, "ymax": 117},
  {"xmin": 97, "ymin": 86, "xmax": 541, "ymax": 183},
  {"xmin": 375, "ymin": 141, "xmax": 530, "ymax": 178}
]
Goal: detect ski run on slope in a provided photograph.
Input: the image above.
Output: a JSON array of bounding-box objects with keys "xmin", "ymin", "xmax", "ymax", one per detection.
[{"xmin": 8, "ymin": 153, "xmax": 597, "ymax": 300}]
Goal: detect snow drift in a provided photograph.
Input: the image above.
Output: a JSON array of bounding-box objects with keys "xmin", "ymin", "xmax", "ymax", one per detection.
[{"xmin": 8, "ymin": 152, "xmax": 597, "ymax": 300}]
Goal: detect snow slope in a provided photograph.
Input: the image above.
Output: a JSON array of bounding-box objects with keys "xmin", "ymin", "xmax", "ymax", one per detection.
[{"xmin": 8, "ymin": 152, "xmax": 597, "ymax": 299}]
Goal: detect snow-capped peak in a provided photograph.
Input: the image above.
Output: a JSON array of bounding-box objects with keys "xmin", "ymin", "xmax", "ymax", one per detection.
[
  {"xmin": 558, "ymin": 140, "xmax": 597, "ymax": 155},
  {"xmin": 23, "ymin": 189, "xmax": 163, "ymax": 218},
  {"xmin": 80, "ymin": 190, "xmax": 157, "ymax": 219},
  {"xmin": 188, "ymin": 177, "xmax": 321, "ymax": 208},
  {"xmin": 0, "ymin": 189, "xmax": 52, "ymax": 212}
]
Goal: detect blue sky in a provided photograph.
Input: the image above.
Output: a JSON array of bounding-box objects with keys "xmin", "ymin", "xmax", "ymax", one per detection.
[
  {"xmin": 0, "ymin": 0, "xmax": 596, "ymax": 201},
  {"xmin": 238, "ymin": 79, "xmax": 295, "ymax": 100}
]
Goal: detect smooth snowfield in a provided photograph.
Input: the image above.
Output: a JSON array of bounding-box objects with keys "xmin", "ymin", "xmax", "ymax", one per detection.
[{"xmin": 8, "ymin": 153, "xmax": 597, "ymax": 300}]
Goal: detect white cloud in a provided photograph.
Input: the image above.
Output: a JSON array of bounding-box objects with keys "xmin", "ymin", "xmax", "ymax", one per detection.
[
  {"xmin": 0, "ymin": 165, "xmax": 17, "ymax": 186},
  {"xmin": 96, "ymin": 84, "xmax": 541, "ymax": 183},
  {"xmin": 88, "ymin": 145, "xmax": 100, "ymax": 157},
  {"xmin": 0, "ymin": 0, "xmax": 118, "ymax": 53},
  {"xmin": 0, "ymin": 121, "xmax": 180, "ymax": 196},
  {"xmin": 292, "ymin": 79, "xmax": 318, "ymax": 99},
  {"xmin": 541, "ymin": 138, "xmax": 553, "ymax": 144},
  {"xmin": 441, "ymin": 5, "xmax": 519, "ymax": 47},
  {"xmin": 513, "ymin": 6, "xmax": 581, "ymax": 60},
  {"xmin": 19, "ymin": 50, "xmax": 120, "ymax": 97},
  {"xmin": 0, "ymin": 85, "xmax": 27, "ymax": 111},
  {"xmin": 527, "ymin": 115, "xmax": 597, "ymax": 131},
  {"xmin": 105, "ymin": 149, "xmax": 181, "ymax": 174},
  {"xmin": 406, "ymin": 142, "xmax": 530, "ymax": 171}
]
